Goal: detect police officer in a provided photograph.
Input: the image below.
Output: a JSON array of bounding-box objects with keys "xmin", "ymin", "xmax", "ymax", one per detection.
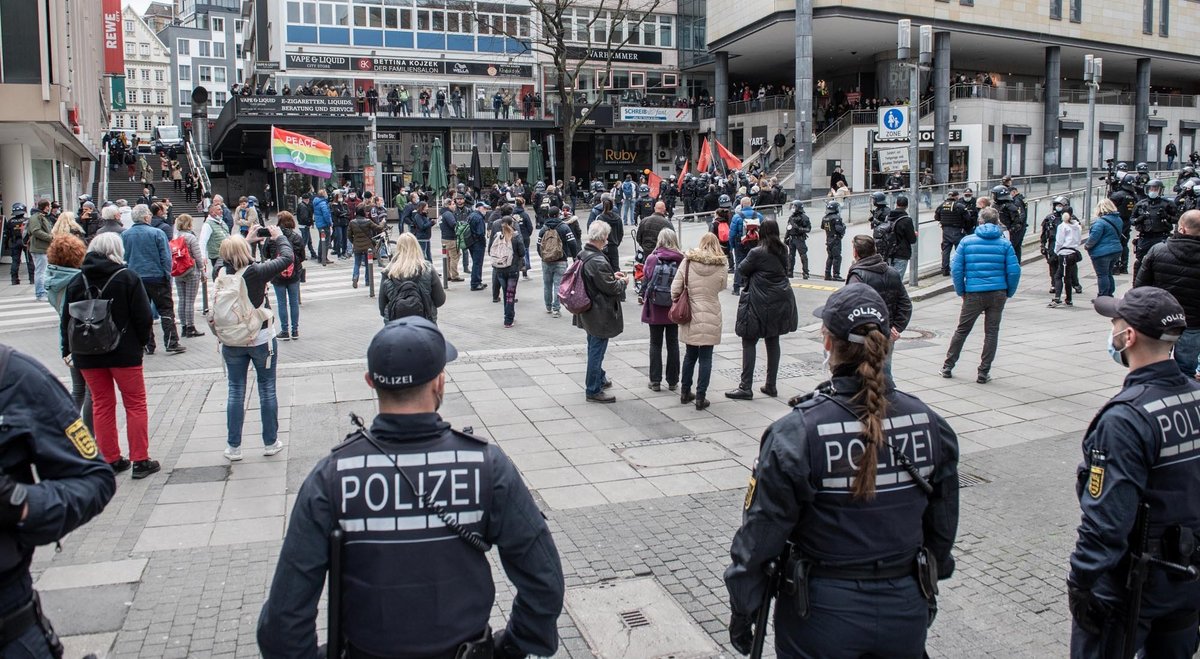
[
  {"xmin": 0, "ymin": 343, "xmax": 117, "ymax": 657},
  {"xmin": 682, "ymin": 174, "xmax": 698, "ymax": 215},
  {"xmin": 725, "ymin": 284, "xmax": 959, "ymax": 658},
  {"xmin": 1173, "ymin": 166, "xmax": 1195, "ymax": 194},
  {"xmin": 634, "ymin": 184, "xmax": 655, "ymax": 222},
  {"xmin": 869, "ymin": 191, "xmax": 890, "ymax": 229},
  {"xmin": 1131, "ymin": 178, "xmax": 1178, "ymax": 280},
  {"xmin": 1069, "ymin": 288, "xmax": 1200, "ymax": 658},
  {"xmin": 935, "ymin": 190, "xmax": 968, "ymax": 277},
  {"xmin": 1134, "ymin": 162, "xmax": 1151, "ymax": 198},
  {"xmin": 821, "ymin": 200, "xmax": 846, "ymax": 281},
  {"xmin": 991, "ymin": 185, "xmax": 1027, "ymax": 261},
  {"xmin": 661, "ymin": 175, "xmax": 679, "ymax": 218},
  {"xmin": 258, "ymin": 318, "xmax": 565, "ymax": 658},
  {"xmin": 1177, "ymin": 178, "xmax": 1200, "ymax": 214},
  {"xmin": 1109, "ymin": 173, "xmax": 1139, "ymax": 275},
  {"xmin": 960, "ymin": 187, "xmax": 979, "ymax": 226},
  {"xmin": 1041, "ymin": 196, "xmax": 1067, "ymax": 292},
  {"xmin": 784, "ymin": 200, "xmax": 811, "ymax": 279}
]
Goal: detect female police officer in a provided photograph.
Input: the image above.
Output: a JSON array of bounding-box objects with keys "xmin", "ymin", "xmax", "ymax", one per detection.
[{"xmin": 724, "ymin": 283, "xmax": 960, "ymax": 658}]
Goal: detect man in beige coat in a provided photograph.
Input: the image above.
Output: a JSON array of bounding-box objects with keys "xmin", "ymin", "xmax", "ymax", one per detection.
[{"xmin": 672, "ymin": 233, "xmax": 729, "ymax": 409}]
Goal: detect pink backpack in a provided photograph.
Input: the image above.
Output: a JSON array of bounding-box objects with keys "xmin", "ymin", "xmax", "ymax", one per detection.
[{"xmin": 557, "ymin": 257, "xmax": 592, "ymax": 314}]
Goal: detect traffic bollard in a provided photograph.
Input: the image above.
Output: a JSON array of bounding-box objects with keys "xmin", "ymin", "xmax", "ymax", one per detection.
[{"xmin": 367, "ymin": 249, "xmax": 375, "ymax": 298}]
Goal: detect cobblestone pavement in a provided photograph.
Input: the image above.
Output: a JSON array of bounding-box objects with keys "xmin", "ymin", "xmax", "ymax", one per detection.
[{"xmin": 0, "ymin": 227, "xmax": 1145, "ymax": 657}]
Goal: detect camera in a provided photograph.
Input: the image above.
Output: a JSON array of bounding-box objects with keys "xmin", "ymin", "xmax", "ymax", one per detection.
[{"xmin": 257, "ymin": 227, "xmax": 271, "ymax": 238}]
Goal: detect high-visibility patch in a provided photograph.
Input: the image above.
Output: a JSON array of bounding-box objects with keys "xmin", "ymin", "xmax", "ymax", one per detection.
[
  {"xmin": 743, "ymin": 476, "xmax": 757, "ymax": 510},
  {"xmin": 1088, "ymin": 465, "xmax": 1105, "ymax": 499},
  {"xmin": 66, "ymin": 419, "xmax": 98, "ymax": 460}
]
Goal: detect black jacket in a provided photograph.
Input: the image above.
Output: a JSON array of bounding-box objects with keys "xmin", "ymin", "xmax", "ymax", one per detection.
[
  {"xmin": 599, "ymin": 210, "xmax": 623, "ymax": 247},
  {"xmin": 884, "ymin": 210, "xmax": 918, "ymax": 260},
  {"xmin": 270, "ymin": 228, "xmax": 305, "ymax": 286},
  {"xmin": 735, "ymin": 246, "xmax": 798, "ymax": 339},
  {"xmin": 295, "ymin": 201, "xmax": 314, "ymax": 226},
  {"xmin": 59, "ymin": 253, "xmax": 153, "ymax": 369},
  {"xmin": 636, "ymin": 214, "xmax": 671, "ymax": 254},
  {"xmin": 331, "ymin": 202, "xmax": 351, "ymax": 227},
  {"xmin": 846, "ymin": 254, "xmax": 913, "ymax": 332},
  {"xmin": 1134, "ymin": 234, "xmax": 1200, "ymax": 328}
]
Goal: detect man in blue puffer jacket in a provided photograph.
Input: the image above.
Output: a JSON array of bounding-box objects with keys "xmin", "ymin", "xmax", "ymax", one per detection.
[
  {"xmin": 312, "ymin": 188, "xmax": 332, "ymax": 264},
  {"xmin": 942, "ymin": 206, "xmax": 1021, "ymax": 384}
]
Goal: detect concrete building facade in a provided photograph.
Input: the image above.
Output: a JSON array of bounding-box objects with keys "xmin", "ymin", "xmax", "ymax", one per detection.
[{"xmin": 159, "ymin": 0, "xmax": 247, "ymax": 125}]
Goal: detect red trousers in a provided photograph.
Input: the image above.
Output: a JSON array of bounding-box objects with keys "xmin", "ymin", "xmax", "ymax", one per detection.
[{"xmin": 81, "ymin": 366, "xmax": 150, "ymax": 463}]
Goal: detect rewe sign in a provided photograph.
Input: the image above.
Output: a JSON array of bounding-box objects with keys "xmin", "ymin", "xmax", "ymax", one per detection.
[{"xmin": 103, "ymin": 0, "xmax": 124, "ymax": 75}]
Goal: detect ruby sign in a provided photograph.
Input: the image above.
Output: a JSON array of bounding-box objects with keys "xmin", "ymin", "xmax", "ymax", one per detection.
[{"xmin": 103, "ymin": 0, "xmax": 124, "ymax": 75}]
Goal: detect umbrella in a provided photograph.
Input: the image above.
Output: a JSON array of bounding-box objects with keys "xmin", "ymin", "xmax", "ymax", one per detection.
[
  {"xmin": 427, "ymin": 138, "xmax": 448, "ymax": 198},
  {"xmin": 528, "ymin": 141, "xmax": 545, "ymax": 187},
  {"xmin": 409, "ymin": 142, "xmax": 424, "ymax": 187},
  {"xmin": 499, "ymin": 142, "xmax": 510, "ymax": 183},
  {"xmin": 469, "ymin": 144, "xmax": 483, "ymax": 195}
]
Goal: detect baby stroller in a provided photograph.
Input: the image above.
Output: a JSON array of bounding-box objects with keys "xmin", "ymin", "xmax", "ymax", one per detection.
[{"xmin": 632, "ymin": 246, "xmax": 646, "ymax": 303}]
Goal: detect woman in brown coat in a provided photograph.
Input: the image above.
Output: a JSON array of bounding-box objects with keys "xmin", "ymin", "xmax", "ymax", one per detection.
[{"xmin": 671, "ymin": 233, "xmax": 729, "ymax": 410}]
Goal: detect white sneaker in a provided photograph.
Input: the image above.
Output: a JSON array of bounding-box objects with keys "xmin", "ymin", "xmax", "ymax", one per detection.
[
  {"xmin": 263, "ymin": 441, "xmax": 285, "ymax": 457},
  {"xmin": 224, "ymin": 446, "xmax": 243, "ymax": 461}
]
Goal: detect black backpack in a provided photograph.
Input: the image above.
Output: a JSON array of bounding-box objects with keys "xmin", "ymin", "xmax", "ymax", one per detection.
[
  {"xmin": 647, "ymin": 259, "xmax": 679, "ymax": 307},
  {"xmin": 67, "ymin": 270, "xmax": 125, "ymax": 355},
  {"xmin": 873, "ymin": 220, "xmax": 899, "ymax": 261},
  {"xmin": 384, "ymin": 275, "xmax": 431, "ymax": 322}
]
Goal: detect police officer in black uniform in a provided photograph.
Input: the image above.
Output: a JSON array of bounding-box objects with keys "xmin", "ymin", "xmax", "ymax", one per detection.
[
  {"xmin": 821, "ymin": 200, "xmax": 846, "ymax": 282},
  {"xmin": 0, "ymin": 343, "xmax": 116, "ymax": 657},
  {"xmin": 992, "ymin": 185, "xmax": 1027, "ymax": 261},
  {"xmin": 784, "ymin": 200, "xmax": 811, "ymax": 279},
  {"xmin": 1041, "ymin": 196, "xmax": 1067, "ymax": 292},
  {"xmin": 661, "ymin": 175, "xmax": 679, "ymax": 219},
  {"xmin": 634, "ymin": 184, "xmax": 655, "ymax": 223},
  {"xmin": 1131, "ymin": 178, "xmax": 1178, "ymax": 281},
  {"xmin": 868, "ymin": 191, "xmax": 889, "ymax": 229},
  {"xmin": 1069, "ymin": 287, "xmax": 1200, "ymax": 658},
  {"xmin": 1109, "ymin": 173, "xmax": 1139, "ymax": 275},
  {"xmin": 258, "ymin": 319, "xmax": 565, "ymax": 659},
  {"xmin": 1176, "ymin": 178, "xmax": 1199, "ymax": 214},
  {"xmin": 725, "ymin": 284, "xmax": 959, "ymax": 658},
  {"xmin": 935, "ymin": 190, "xmax": 969, "ymax": 277},
  {"xmin": 1134, "ymin": 162, "xmax": 1151, "ymax": 199},
  {"xmin": 959, "ymin": 187, "xmax": 978, "ymax": 226},
  {"xmin": 1173, "ymin": 166, "xmax": 1195, "ymax": 194}
]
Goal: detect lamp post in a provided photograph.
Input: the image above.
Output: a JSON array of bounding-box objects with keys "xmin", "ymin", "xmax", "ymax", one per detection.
[
  {"xmin": 1083, "ymin": 55, "xmax": 1102, "ymax": 219},
  {"xmin": 898, "ymin": 20, "xmax": 933, "ymax": 286}
]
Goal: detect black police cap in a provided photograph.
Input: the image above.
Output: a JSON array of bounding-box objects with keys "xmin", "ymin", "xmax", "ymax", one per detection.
[
  {"xmin": 367, "ymin": 317, "xmax": 459, "ymax": 390},
  {"xmin": 1094, "ymin": 287, "xmax": 1186, "ymax": 341},
  {"xmin": 813, "ymin": 283, "xmax": 891, "ymax": 343}
]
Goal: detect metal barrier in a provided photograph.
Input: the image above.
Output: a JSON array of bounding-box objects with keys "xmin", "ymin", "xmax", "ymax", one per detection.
[
  {"xmin": 97, "ymin": 149, "xmax": 109, "ymax": 205},
  {"xmin": 186, "ymin": 140, "xmax": 211, "ymax": 198}
]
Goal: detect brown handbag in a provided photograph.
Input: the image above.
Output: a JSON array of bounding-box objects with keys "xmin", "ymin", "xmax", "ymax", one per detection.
[{"xmin": 667, "ymin": 260, "xmax": 692, "ymax": 324}]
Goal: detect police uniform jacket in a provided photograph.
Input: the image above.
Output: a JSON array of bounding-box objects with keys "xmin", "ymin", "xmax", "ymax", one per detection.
[
  {"xmin": 1133, "ymin": 198, "xmax": 1178, "ymax": 236},
  {"xmin": 935, "ymin": 199, "xmax": 968, "ymax": 229},
  {"xmin": 1109, "ymin": 190, "xmax": 1138, "ymax": 225},
  {"xmin": 1069, "ymin": 361, "xmax": 1200, "ymax": 612},
  {"xmin": 0, "ymin": 347, "xmax": 116, "ymax": 614},
  {"xmin": 726, "ymin": 370, "xmax": 959, "ymax": 616},
  {"xmin": 1134, "ymin": 235, "xmax": 1200, "ymax": 328},
  {"xmin": 257, "ymin": 413, "xmax": 564, "ymax": 658}
]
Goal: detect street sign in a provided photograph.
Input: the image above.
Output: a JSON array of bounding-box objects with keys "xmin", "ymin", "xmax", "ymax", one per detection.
[
  {"xmin": 878, "ymin": 105, "xmax": 909, "ymax": 141},
  {"xmin": 878, "ymin": 148, "xmax": 909, "ymax": 174}
]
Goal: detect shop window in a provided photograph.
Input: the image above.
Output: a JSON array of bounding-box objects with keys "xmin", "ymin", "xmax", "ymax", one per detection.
[
  {"xmin": 452, "ymin": 130, "xmax": 472, "ymax": 153},
  {"xmin": 509, "ymin": 131, "xmax": 530, "ymax": 152}
]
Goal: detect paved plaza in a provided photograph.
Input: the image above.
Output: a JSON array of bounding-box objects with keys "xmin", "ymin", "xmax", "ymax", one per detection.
[{"xmin": 0, "ymin": 219, "xmax": 1130, "ymax": 657}]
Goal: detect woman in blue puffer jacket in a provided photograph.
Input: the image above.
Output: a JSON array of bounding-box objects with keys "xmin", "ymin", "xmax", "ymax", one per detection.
[{"xmin": 1084, "ymin": 199, "xmax": 1124, "ymax": 297}]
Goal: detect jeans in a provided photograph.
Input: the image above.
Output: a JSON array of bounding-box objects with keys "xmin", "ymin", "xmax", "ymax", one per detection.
[
  {"xmin": 542, "ymin": 260, "xmax": 566, "ymax": 311},
  {"xmin": 585, "ymin": 334, "xmax": 609, "ymax": 396},
  {"xmin": 740, "ymin": 336, "xmax": 781, "ymax": 390},
  {"xmin": 69, "ymin": 364, "xmax": 94, "ymax": 433},
  {"xmin": 82, "ymin": 366, "xmax": 150, "ymax": 463},
  {"xmin": 469, "ymin": 242, "xmax": 485, "ymax": 287},
  {"xmin": 732, "ymin": 246, "xmax": 751, "ymax": 291},
  {"xmin": 332, "ymin": 225, "xmax": 348, "ymax": 256},
  {"xmin": 352, "ymin": 251, "xmax": 368, "ymax": 282},
  {"xmin": 1091, "ymin": 253, "xmax": 1118, "ymax": 297},
  {"xmin": 681, "ymin": 345, "xmax": 714, "ymax": 397},
  {"xmin": 222, "ymin": 339, "xmax": 278, "ymax": 448},
  {"xmin": 890, "ymin": 258, "xmax": 910, "ymax": 281},
  {"xmin": 943, "ymin": 290, "xmax": 1008, "ymax": 376},
  {"xmin": 498, "ymin": 271, "xmax": 518, "ymax": 325},
  {"xmin": 1172, "ymin": 328, "xmax": 1200, "ymax": 377},
  {"xmin": 273, "ymin": 282, "xmax": 301, "ymax": 332},
  {"xmin": 621, "ymin": 199, "xmax": 636, "ymax": 225},
  {"xmin": 648, "ymin": 324, "xmax": 680, "ymax": 386},
  {"xmin": 142, "ymin": 278, "xmax": 179, "ymax": 348},
  {"xmin": 299, "ymin": 225, "xmax": 317, "ymax": 258},
  {"xmin": 33, "ymin": 253, "xmax": 47, "ymax": 299}
]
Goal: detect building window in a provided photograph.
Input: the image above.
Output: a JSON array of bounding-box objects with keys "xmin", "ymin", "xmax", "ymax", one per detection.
[
  {"xmin": 237, "ymin": 67, "xmax": 244, "ymax": 83},
  {"xmin": 179, "ymin": 64, "xmax": 191, "ymax": 81},
  {"xmin": 214, "ymin": 67, "xmax": 227, "ymax": 83},
  {"xmin": 1050, "ymin": 0, "xmax": 1062, "ymax": 19},
  {"xmin": 214, "ymin": 91, "xmax": 228, "ymax": 106},
  {"xmin": 141, "ymin": 69, "xmax": 150, "ymax": 81},
  {"xmin": 156, "ymin": 90, "xmax": 165, "ymax": 105},
  {"xmin": 658, "ymin": 15, "xmax": 673, "ymax": 47},
  {"xmin": 125, "ymin": 42, "xmax": 135, "ymax": 55},
  {"xmin": 157, "ymin": 115, "xmax": 167, "ymax": 126},
  {"xmin": 1143, "ymin": 0, "xmax": 1153, "ymax": 33},
  {"xmin": 415, "ymin": 0, "xmax": 443, "ymax": 31},
  {"xmin": 126, "ymin": 67, "xmax": 136, "ymax": 79},
  {"xmin": 199, "ymin": 65, "xmax": 212, "ymax": 82},
  {"xmin": 1160, "ymin": 0, "xmax": 1169, "ymax": 36},
  {"xmin": 198, "ymin": 41, "xmax": 210, "ymax": 57},
  {"xmin": 177, "ymin": 38, "xmax": 190, "ymax": 55},
  {"xmin": 960, "ymin": 0, "xmax": 973, "ymax": 5},
  {"xmin": 235, "ymin": 19, "xmax": 245, "ymax": 33},
  {"xmin": 214, "ymin": 41, "xmax": 226, "ymax": 58},
  {"xmin": 115, "ymin": 115, "xmax": 124, "ymax": 128},
  {"xmin": 1070, "ymin": 0, "xmax": 1081, "ymax": 22},
  {"xmin": 142, "ymin": 90, "xmax": 152, "ymax": 104},
  {"xmin": 124, "ymin": 19, "xmax": 134, "ymax": 33},
  {"xmin": 155, "ymin": 69, "xmax": 164, "ymax": 82},
  {"xmin": 179, "ymin": 89, "xmax": 191, "ymax": 106},
  {"xmin": 212, "ymin": 17, "xmax": 224, "ymax": 32},
  {"xmin": 143, "ymin": 116, "xmax": 153, "ymax": 131},
  {"xmin": 140, "ymin": 43, "xmax": 150, "ymax": 56}
]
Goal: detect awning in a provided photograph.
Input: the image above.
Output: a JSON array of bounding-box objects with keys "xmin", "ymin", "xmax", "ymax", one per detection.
[
  {"xmin": 1002, "ymin": 124, "xmax": 1031, "ymax": 136},
  {"xmin": 1149, "ymin": 118, "xmax": 1168, "ymax": 128},
  {"xmin": 1059, "ymin": 120, "xmax": 1084, "ymax": 131},
  {"xmin": 1181, "ymin": 120, "xmax": 1200, "ymax": 131},
  {"xmin": 1099, "ymin": 122, "xmax": 1124, "ymax": 133}
]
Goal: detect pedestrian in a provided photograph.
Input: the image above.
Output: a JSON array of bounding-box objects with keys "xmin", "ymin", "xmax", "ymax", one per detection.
[
  {"xmin": 641, "ymin": 228, "xmax": 685, "ymax": 391},
  {"xmin": 1133, "ymin": 209, "xmax": 1200, "ymax": 376},
  {"xmin": 26, "ymin": 199, "xmax": 54, "ymax": 301},
  {"xmin": 538, "ymin": 205, "xmax": 579, "ymax": 318},
  {"xmin": 257, "ymin": 318, "xmax": 565, "ymax": 659},
  {"xmin": 1069, "ymin": 287, "xmax": 1199, "ymax": 658},
  {"xmin": 5, "ymin": 203, "xmax": 34, "ymax": 285},
  {"xmin": 488, "ymin": 217, "xmax": 525, "ymax": 328},
  {"xmin": 467, "ymin": 201, "xmax": 489, "ymax": 290},
  {"xmin": 349, "ymin": 204, "xmax": 383, "ymax": 289},
  {"xmin": 419, "ymin": 87, "xmax": 432, "ymax": 117},
  {"xmin": 330, "ymin": 191, "xmax": 351, "ymax": 259},
  {"xmin": 59, "ymin": 233, "xmax": 161, "ymax": 478},
  {"xmin": 936, "ymin": 190, "xmax": 970, "ymax": 277},
  {"xmin": 213, "ymin": 231, "xmax": 292, "ymax": 461},
  {"xmin": 514, "ymin": 199, "xmax": 534, "ymax": 277},
  {"xmin": 1048, "ymin": 204, "xmax": 1082, "ymax": 308},
  {"xmin": 727, "ymin": 197, "xmax": 763, "ymax": 296},
  {"xmin": 123, "ymin": 204, "xmax": 185, "ymax": 354},
  {"xmin": 170, "ymin": 213, "xmax": 206, "ymax": 338},
  {"xmin": 596, "ymin": 195, "xmax": 623, "ymax": 271},
  {"xmin": 409, "ymin": 201, "xmax": 434, "ymax": 261},
  {"xmin": 438, "ymin": 197, "xmax": 463, "ymax": 282},
  {"xmin": 784, "ymin": 200, "xmax": 811, "ymax": 279},
  {"xmin": 271, "ymin": 211, "xmax": 305, "ymax": 340},
  {"xmin": 0, "ymin": 343, "xmax": 116, "ymax": 657},
  {"xmin": 51, "ymin": 211, "xmax": 85, "ymax": 240},
  {"xmin": 379, "ymin": 233, "xmax": 445, "ymax": 323},
  {"xmin": 727, "ymin": 219, "xmax": 797, "ymax": 400},
  {"xmin": 821, "ymin": 200, "xmax": 846, "ymax": 281},
  {"xmin": 942, "ymin": 207, "xmax": 1021, "ymax": 384},
  {"xmin": 44, "ymin": 232, "xmax": 93, "ymax": 431},
  {"xmin": 149, "ymin": 201, "xmax": 174, "ymax": 239},
  {"xmin": 1085, "ymin": 198, "xmax": 1124, "ymax": 298},
  {"xmin": 574, "ymin": 220, "xmax": 629, "ymax": 403},
  {"xmin": 313, "ymin": 188, "xmax": 332, "ymax": 264},
  {"xmin": 673, "ymin": 233, "xmax": 728, "ymax": 410},
  {"xmin": 295, "ymin": 193, "xmax": 318, "ymax": 259},
  {"xmin": 171, "ymin": 159, "xmax": 183, "ymax": 190},
  {"xmin": 878, "ymin": 196, "xmax": 917, "ymax": 279},
  {"xmin": 846, "ymin": 235, "xmax": 912, "ymax": 376},
  {"xmin": 1166, "ymin": 138, "xmax": 1178, "ymax": 169},
  {"xmin": 726, "ymin": 283, "xmax": 959, "ymax": 658},
  {"xmin": 199, "ymin": 200, "xmax": 231, "ymax": 274}
]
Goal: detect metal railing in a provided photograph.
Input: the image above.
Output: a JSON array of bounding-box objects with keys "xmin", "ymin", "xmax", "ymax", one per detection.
[
  {"xmin": 97, "ymin": 149, "xmax": 109, "ymax": 206},
  {"xmin": 954, "ymin": 84, "xmax": 1196, "ymax": 108},
  {"xmin": 186, "ymin": 140, "xmax": 211, "ymax": 198},
  {"xmin": 813, "ymin": 97, "xmax": 933, "ymax": 153}
]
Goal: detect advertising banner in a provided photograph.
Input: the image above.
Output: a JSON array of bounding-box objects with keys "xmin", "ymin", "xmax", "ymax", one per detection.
[
  {"xmin": 238, "ymin": 96, "xmax": 358, "ymax": 117},
  {"xmin": 284, "ymin": 53, "xmax": 533, "ymax": 78},
  {"xmin": 110, "ymin": 76, "xmax": 127, "ymax": 110},
  {"xmin": 618, "ymin": 107, "xmax": 693, "ymax": 123},
  {"xmin": 102, "ymin": 0, "xmax": 125, "ymax": 75}
]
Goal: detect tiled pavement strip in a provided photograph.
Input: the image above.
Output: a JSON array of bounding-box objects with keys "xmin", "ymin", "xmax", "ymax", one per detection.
[{"xmin": 2, "ymin": 213, "xmax": 1132, "ymax": 657}]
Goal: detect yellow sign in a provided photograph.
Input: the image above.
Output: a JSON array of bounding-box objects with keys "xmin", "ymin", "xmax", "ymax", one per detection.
[
  {"xmin": 1088, "ymin": 465, "xmax": 1105, "ymax": 499},
  {"xmin": 743, "ymin": 476, "xmax": 757, "ymax": 511},
  {"xmin": 65, "ymin": 419, "xmax": 98, "ymax": 460}
]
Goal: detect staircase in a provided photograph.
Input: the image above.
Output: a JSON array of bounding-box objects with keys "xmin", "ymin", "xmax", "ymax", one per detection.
[{"xmin": 105, "ymin": 152, "xmax": 192, "ymax": 205}]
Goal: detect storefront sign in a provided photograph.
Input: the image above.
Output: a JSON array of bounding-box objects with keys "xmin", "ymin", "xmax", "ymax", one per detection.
[
  {"xmin": 361, "ymin": 56, "xmax": 441, "ymax": 75},
  {"xmin": 876, "ymin": 129, "xmax": 964, "ymax": 144},
  {"xmin": 286, "ymin": 54, "xmax": 351, "ymax": 70},
  {"xmin": 285, "ymin": 53, "xmax": 533, "ymax": 78},
  {"xmin": 595, "ymin": 134, "xmax": 652, "ymax": 169},
  {"xmin": 572, "ymin": 104, "xmax": 615, "ymax": 128},
  {"xmin": 256, "ymin": 61, "xmax": 281, "ymax": 72},
  {"xmin": 877, "ymin": 148, "xmax": 910, "ymax": 173},
  {"xmin": 566, "ymin": 47, "xmax": 664, "ymax": 65},
  {"xmin": 618, "ymin": 107, "xmax": 693, "ymax": 123},
  {"xmin": 237, "ymin": 95, "xmax": 358, "ymax": 117},
  {"xmin": 102, "ymin": 0, "xmax": 124, "ymax": 75},
  {"xmin": 447, "ymin": 61, "xmax": 534, "ymax": 78}
]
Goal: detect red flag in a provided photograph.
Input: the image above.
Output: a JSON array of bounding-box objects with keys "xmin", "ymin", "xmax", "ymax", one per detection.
[
  {"xmin": 647, "ymin": 171, "xmax": 662, "ymax": 198},
  {"xmin": 697, "ymin": 139, "xmax": 712, "ymax": 174},
  {"xmin": 715, "ymin": 140, "xmax": 743, "ymax": 171},
  {"xmin": 677, "ymin": 161, "xmax": 689, "ymax": 190}
]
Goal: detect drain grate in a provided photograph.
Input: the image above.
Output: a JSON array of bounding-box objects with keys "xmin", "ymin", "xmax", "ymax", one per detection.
[
  {"xmin": 958, "ymin": 472, "xmax": 991, "ymax": 488},
  {"xmin": 716, "ymin": 357, "xmax": 824, "ymax": 380},
  {"xmin": 619, "ymin": 609, "xmax": 651, "ymax": 630}
]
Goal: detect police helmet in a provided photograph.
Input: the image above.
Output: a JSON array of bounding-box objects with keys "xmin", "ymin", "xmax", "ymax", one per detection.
[
  {"xmin": 826, "ymin": 200, "xmax": 841, "ymax": 212},
  {"xmin": 78, "ymin": 194, "xmax": 92, "ymax": 203},
  {"xmin": 718, "ymin": 194, "xmax": 732, "ymax": 209},
  {"xmin": 991, "ymin": 185, "xmax": 1011, "ymax": 202},
  {"xmin": 668, "ymin": 175, "xmax": 676, "ymax": 182},
  {"xmin": 10, "ymin": 202, "xmax": 26, "ymax": 216},
  {"xmin": 1182, "ymin": 166, "xmax": 1196, "ymax": 179},
  {"xmin": 946, "ymin": 190, "xmax": 959, "ymax": 199},
  {"xmin": 1147, "ymin": 179, "xmax": 1164, "ymax": 197},
  {"xmin": 1121, "ymin": 173, "xmax": 1138, "ymax": 191},
  {"xmin": 639, "ymin": 184, "xmax": 650, "ymax": 195},
  {"xmin": 686, "ymin": 174, "xmax": 695, "ymax": 182},
  {"xmin": 1116, "ymin": 162, "xmax": 1129, "ymax": 172},
  {"xmin": 870, "ymin": 191, "xmax": 887, "ymax": 206},
  {"xmin": 1136, "ymin": 162, "xmax": 1149, "ymax": 174},
  {"xmin": 1052, "ymin": 195, "xmax": 1069, "ymax": 206}
]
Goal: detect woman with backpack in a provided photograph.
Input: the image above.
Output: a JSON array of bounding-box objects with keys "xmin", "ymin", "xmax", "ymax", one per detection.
[
  {"xmin": 213, "ymin": 230, "xmax": 292, "ymax": 461},
  {"xmin": 672, "ymin": 233, "xmax": 728, "ymax": 410},
  {"xmin": 271, "ymin": 211, "xmax": 305, "ymax": 339},
  {"xmin": 45, "ymin": 233, "xmax": 93, "ymax": 432},
  {"xmin": 58, "ymin": 233, "xmax": 160, "ymax": 478},
  {"xmin": 710, "ymin": 195, "xmax": 734, "ymax": 272},
  {"xmin": 171, "ymin": 214, "xmax": 206, "ymax": 338},
  {"xmin": 488, "ymin": 217, "xmax": 526, "ymax": 328},
  {"xmin": 641, "ymin": 228, "xmax": 685, "ymax": 392},
  {"xmin": 379, "ymin": 233, "xmax": 445, "ymax": 324},
  {"xmin": 727, "ymin": 219, "xmax": 798, "ymax": 400}
]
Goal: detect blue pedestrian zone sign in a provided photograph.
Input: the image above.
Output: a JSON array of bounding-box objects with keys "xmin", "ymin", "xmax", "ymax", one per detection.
[{"xmin": 879, "ymin": 106, "xmax": 909, "ymax": 141}]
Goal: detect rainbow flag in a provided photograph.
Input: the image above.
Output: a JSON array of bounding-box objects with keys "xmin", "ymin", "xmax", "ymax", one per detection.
[{"xmin": 271, "ymin": 126, "xmax": 332, "ymax": 178}]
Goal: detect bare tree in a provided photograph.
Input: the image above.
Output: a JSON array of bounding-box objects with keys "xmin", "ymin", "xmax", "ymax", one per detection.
[{"xmin": 461, "ymin": 0, "xmax": 664, "ymax": 184}]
